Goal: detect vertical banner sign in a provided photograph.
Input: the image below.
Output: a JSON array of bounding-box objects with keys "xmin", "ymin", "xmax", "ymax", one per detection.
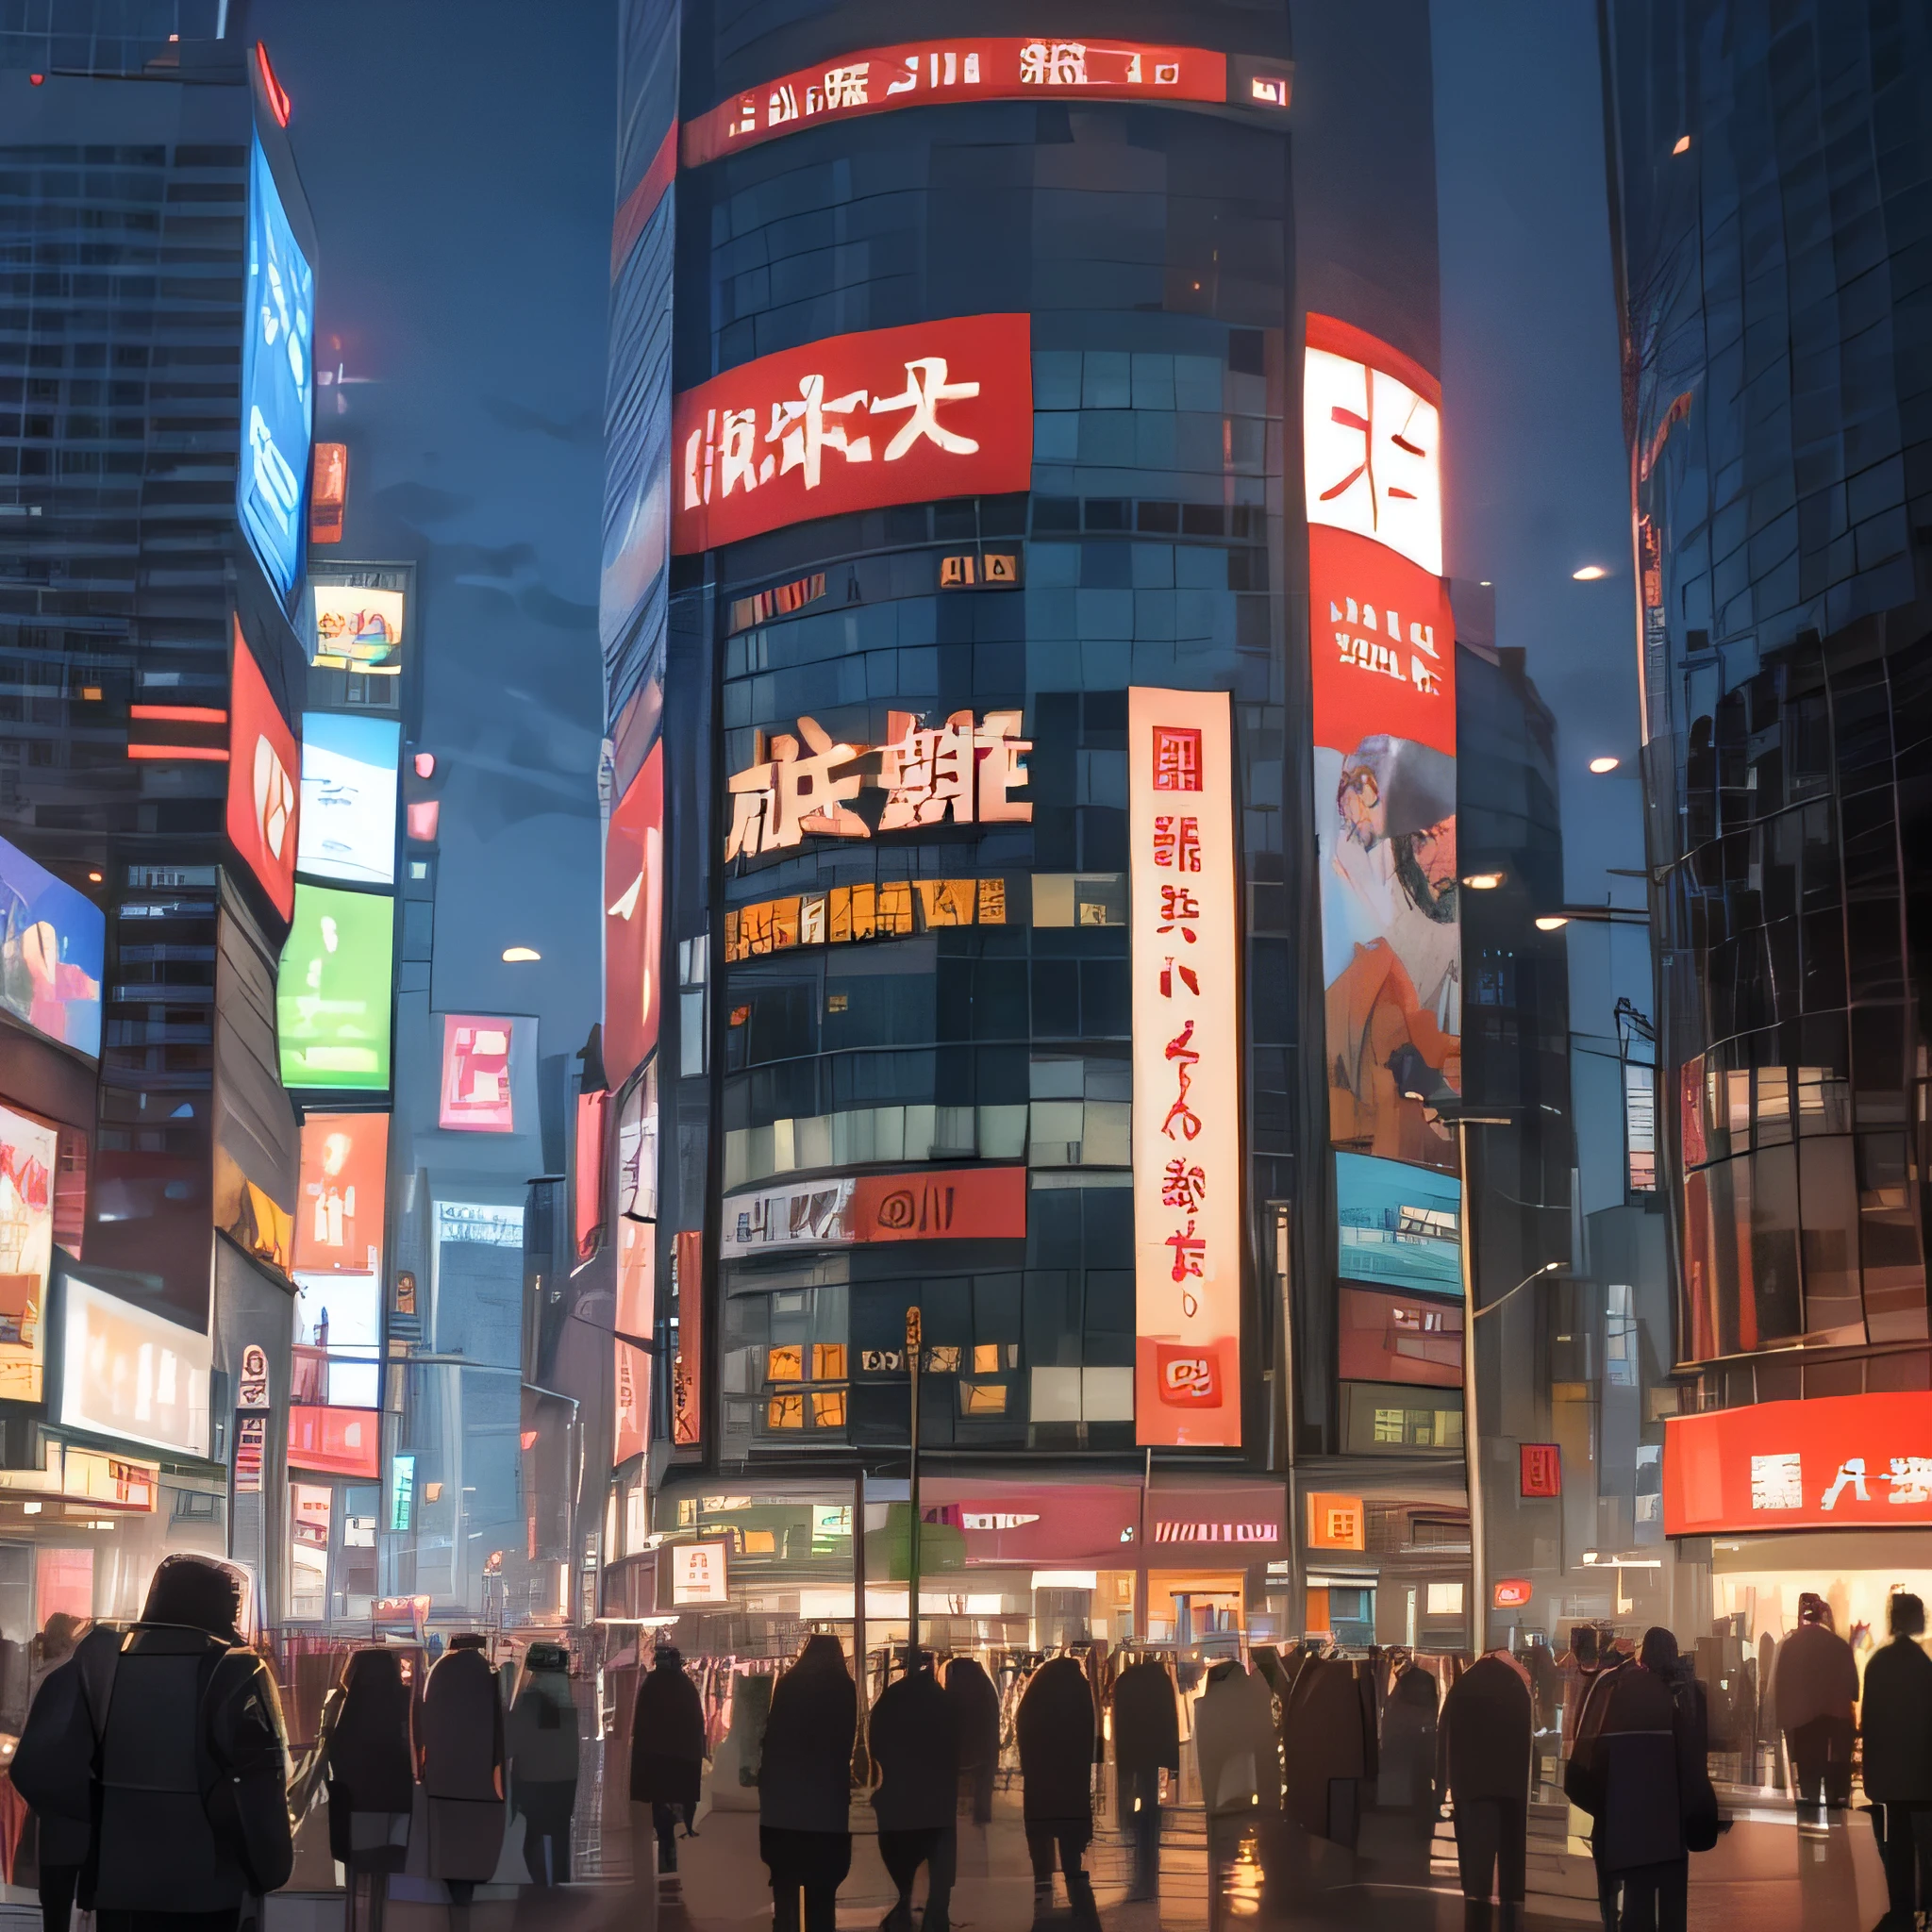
[
  {"xmin": 1128, "ymin": 688, "xmax": 1241, "ymax": 1447},
  {"xmin": 1303, "ymin": 315, "xmax": 1460, "ymax": 1177},
  {"xmin": 671, "ymin": 1227, "xmax": 703, "ymax": 1447}
]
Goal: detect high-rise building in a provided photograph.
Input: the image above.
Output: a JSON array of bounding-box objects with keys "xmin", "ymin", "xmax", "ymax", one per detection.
[
  {"xmin": 591, "ymin": 2, "xmax": 1507, "ymax": 1659},
  {"xmin": 1605, "ymin": 0, "xmax": 1932, "ymax": 1642},
  {"xmin": 0, "ymin": 23, "xmax": 316, "ymax": 1629}
]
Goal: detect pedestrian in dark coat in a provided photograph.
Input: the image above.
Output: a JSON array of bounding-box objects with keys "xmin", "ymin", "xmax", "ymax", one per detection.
[
  {"xmin": 1016, "ymin": 1655, "xmax": 1099, "ymax": 1930},
  {"xmin": 944, "ymin": 1657, "xmax": 1001, "ymax": 1823},
  {"xmin": 507, "ymin": 1644, "xmax": 578, "ymax": 1886},
  {"xmin": 1774, "ymin": 1593, "xmax": 1857, "ymax": 1816},
  {"xmin": 630, "ymin": 1645, "xmax": 708, "ymax": 1874},
  {"xmin": 1110, "ymin": 1658, "xmax": 1179, "ymax": 1900},
  {"xmin": 1438, "ymin": 1651, "xmax": 1532, "ymax": 1927},
  {"xmin": 1377, "ymin": 1659, "xmax": 1440, "ymax": 1841},
  {"xmin": 1581, "ymin": 1627, "xmax": 1710, "ymax": 1932},
  {"xmin": 758, "ymin": 1634, "xmax": 857, "ymax": 1932},
  {"xmin": 322, "ymin": 1644, "xmax": 415, "ymax": 1914},
  {"xmin": 1860, "ymin": 1593, "xmax": 1932, "ymax": 1929},
  {"xmin": 869, "ymin": 1661, "xmax": 958, "ymax": 1932},
  {"xmin": 1281, "ymin": 1653, "xmax": 1372, "ymax": 1844},
  {"xmin": 417, "ymin": 1635, "xmax": 506, "ymax": 1901}
]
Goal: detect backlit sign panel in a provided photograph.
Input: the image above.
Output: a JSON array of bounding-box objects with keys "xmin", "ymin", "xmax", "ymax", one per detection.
[
  {"xmin": 59, "ymin": 1275, "xmax": 212, "ymax": 1458},
  {"xmin": 1663, "ymin": 1391, "xmax": 1932, "ymax": 1535},
  {"xmin": 614, "ymin": 1215, "xmax": 653, "ymax": 1468},
  {"xmin": 668, "ymin": 1540, "xmax": 729, "ymax": 1606},
  {"xmin": 0, "ymin": 834, "xmax": 103, "ymax": 1059},
  {"xmin": 299, "ymin": 712, "xmax": 399, "ymax": 887},
  {"xmin": 673, "ymin": 315, "xmax": 1032, "ymax": 554},
  {"xmin": 289, "ymin": 1405, "xmax": 379, "ymax": 1480},
  {"xmin": 311, "ymin": 582, "xmax": 405, "ymax": 675},
  {"xmin": 0, "ymin": 1104, "xmax": 55, "ymax": 1401},
  {"xmin": 1128, "ymin": 687, "xmax": 1240, "ymax": 1447},
  {"xmin": 604, "ymin": 743, "xmax": 663, "ymax": 1086},
  {"xmin": 1306, "ymin": 1492, "xmax": 1366, "ymax": 1552},
  {"xmin": 309, "ymin": 442, "xmax": 346, "ymax": 545},
  {"xmin": 671, "ymin": 1227, "xmax": 701, "ymax": 1448},
  {"xmin": 439, "ymin": 1016, "xmax": 514, "ymax": 1132},
  {"xmin": 1305, "ymin": 316, "xmax": 1460, "ymax": 1179},
  {"xmin": 1520, "ymin": 1442, "xmax": 1563, "ymax": 1498},
  {"xmin": 294, "ymin": 1112, "xmax": 387, "ymax": 1274},
  {"xmin": 721, "ymin": 1166, "xmax": 1025, "ymax": 1257},
  {"xmin": 1335, "ymin": 1151, "xmax": 1461, "ymax": 1296},
  {"xmin": 239, "ymin": 135, "xmax": 313, "ymax": 603},
  {"xmin": 225, "ymin": 618, "xmax": 299, "ymax": 922},
  {"xmin": 277, "ymin": 885, "xmax": 394, "ymax": 1091},
  {"xmin": 683, "ymin": 39, "xmax": 1229, "ymax": 166},
  {"xmin": 725, "ymin": 708, "xmax": 1030, "ymax": 859}
]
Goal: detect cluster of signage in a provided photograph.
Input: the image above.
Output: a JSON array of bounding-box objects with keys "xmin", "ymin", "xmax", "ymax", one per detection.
[
  {"xmin": 721, "ymin": 1167, "xmax": 1025, "ymax": 1257},
  {"xmin": 724, "ymin": 877, "xmax": 1011, "ymax": 961}
]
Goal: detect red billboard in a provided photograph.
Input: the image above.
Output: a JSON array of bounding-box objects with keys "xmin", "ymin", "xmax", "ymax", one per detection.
[
  {"xmin": 684, "ymin": 38, "xmax": 1228, "ymax": 166},
  {"xmin": 1663, "ymin": 1391, "xmax": 1932, "ymax": 1535},
  {"xmin": 673, "ymin": 314, "xmax": 1032, "ymax": 554},
  {"xmin": 294, "ymin": 1113, "xmax": 388, "ymax": 1275},
  {"xmin": 720, "ymin": 1165, "xmax": 1025, "ymax": 1257},
  {"xmin": 604, "ymin": 743, "xmax": 663, "ymax": 1085},
  {"xmin": 225, "ymin": 616, "xmax": 299, "ymax": 921},
  {"xmin": 287, "ymin": 1405, "xmax": 380, "ymax": 1480}
]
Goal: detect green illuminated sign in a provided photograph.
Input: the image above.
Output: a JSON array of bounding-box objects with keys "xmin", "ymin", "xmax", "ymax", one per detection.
[{"xmin": 277, "ymin": 883, "xmax": 393, "ymax": 1090}]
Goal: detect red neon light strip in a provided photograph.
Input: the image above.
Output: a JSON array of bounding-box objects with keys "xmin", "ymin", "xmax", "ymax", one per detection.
[
  {"xmin": 130, "ymin": 705, "xmax": 229, "ymax": 724},
  {"xmin": 256, "ymin": 42, "xmax": 291, "ymax": 126},
  {"xmin": 127, "ymin": 745, "xmax": 229, "ymax": 762}
]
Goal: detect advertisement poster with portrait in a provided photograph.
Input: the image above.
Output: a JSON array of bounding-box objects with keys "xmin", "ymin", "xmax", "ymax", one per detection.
[
  {"xmin": 294, "ymin": 1112, "xmax": 388, "ymax": 1275},
  {"xmin": 276, "ymin": 884, "xmax": 394, "ymax": 1091},
  {"xmin": 0, "ymin": 1104, "xmax": 55, "ymax": 1401},
  {"xmin": 0, "ymin": 834, "xmax": 103, "ymax": 1060},
  {"xmin": 1304, "ymin": 314, "xmax": 1460, "ymax": 1176}
]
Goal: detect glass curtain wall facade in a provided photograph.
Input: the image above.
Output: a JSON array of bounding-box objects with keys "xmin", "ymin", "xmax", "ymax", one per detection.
[{"xmin": 1606, "ymin": 0, "xmax": 1932, "ymax": 1641}]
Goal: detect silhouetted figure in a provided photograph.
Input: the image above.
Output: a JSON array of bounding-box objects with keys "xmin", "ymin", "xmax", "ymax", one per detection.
[
  {"xmin": 1582, "ymin": 1628, "xmax": 1710, "ymax": 1932},
  {"xmin": 1016, "ymin": 1655, "xmax": 1099, "ymax": 1931},
  {"xmin": 1281, "ymin": 1653, "xmax": 1374, "ymax": 1845},
  {"xmin": 79, "ymin": 1556, "xmax": 291, "ymax": 1932},
  {"xmin": 944, "ymin": 1657, "xmax": 1000, "ymax": 1823},
  {"xmin": 1774, "ymin": 1594, "xmax": 1857, "ymax": 1817},
  {"xmin": 1860, "ymin": 1593, "xmax": 1932, "ymax": 1930},
  {"xmin": 1111, "ymin": 1657, "xmax": 1179, "ymax": 1900},
  {"xmin": 508, "ymin": 1643, "xmax": 578, "ymax": 1886},
  {"xmin": 1196, "ymin": 1660, "xmax": 1277, "ymax": 1815},
  {"xmin": 1377, "ymin": 1658, "xmax": 1440, "ymax": 1845},
  {"xmin": 417, "ymin": 1634, "xmax": 505, "ymax": 1910},
  {"xmin": 14, "ymin": 1614, "xmax": 88, "ymax": 1932},
  {"xmin": 870, "ymin": 1660, "xmax": 958, "ymax": 1932},
  {"xmin": 1438, "ymin": 1650, "xmax": 1532, "ymax": 1931},
  {"xmin": 319, "ymin": 1646, "xmax": 414, "ymax": 1932},
  {"xmin": 630, "ymin": 1644, "xmax": 707, "ymax": 1876},
  {"xmin": 758, "ymin": 1634, "xmax": 857, "ymax": 1932}
]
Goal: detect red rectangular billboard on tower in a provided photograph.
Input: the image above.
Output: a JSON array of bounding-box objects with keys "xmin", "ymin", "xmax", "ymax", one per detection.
[{"xmin": 672, "ymin": 314, "xmax": 1032, "ymax": 554}]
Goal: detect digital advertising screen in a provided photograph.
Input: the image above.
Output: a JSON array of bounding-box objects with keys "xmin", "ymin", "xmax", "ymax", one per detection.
[
  {"xmin": 239, "ymin": 134, "xmax": 313, "ymax": 603},
  {"xmin": 439, "ymin": 1015, "xmax": 514, "ymax": 1132},
  {"xmin": 59, "ymin": 1275, "xmax": 213, "ymax": 1458},
  {"xmin": 294, "ymin": 1112, "xmax": 388, "ymax": 1274},
  {"xmin": 0, "ymin": 1103, "xmax": 56, "ymax": 1402},
  {"xmin": 288, "ymin": 1405, "xmax": 380, "ymax": 1480},
  {"xmin": 603, "ymin": 742, "xmax": 663, "ymax": 1085},
  {"xmin": 0, "ymin": 833, "xmax": 103, "ymax": 1059},
  {"xmin": 311, "ymin": 581, "xmax": 405, "ymax": 675},
  {"xmin": 276, "ymin": 885, "xmax": 394, "ymax": 1091},
  {"xmin": 225, "ymin": 617, "xmax": 300, "ymax": 921},
  {"xmin": 299, "ymin": 712, "xmax": 399, "ymax": 887},
  {"xmin": 294, "ymin": 1272, "xmax": 380, "ymax": 1357},
  {"xmin": 1335, "ymin": 1150, "xmax": 1462, "ymax": 1298}
]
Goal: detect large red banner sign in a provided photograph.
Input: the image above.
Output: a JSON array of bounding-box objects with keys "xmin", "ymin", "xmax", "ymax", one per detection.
[
  {"xmin": 684, "ymin": 39, "xmax": 1228, "ymax": 168},
  {"xmin": 1663, "ymin": 1391, "xmax": 1932, "ymax": 1535},
  {"xmin": 604, "ymin": 742, "xmax": 663, "ymax": 1085},
  {"xmin": 225, "ymin": 617, "xmax": 299, "ymax": 921},
  {"xmin": 673, "ymin": 314, "xmax": 1032, "ymax": 554},
  {"xmin": 720, "ymin": 1165, "xmax": 1025, "ymax": 1257}
]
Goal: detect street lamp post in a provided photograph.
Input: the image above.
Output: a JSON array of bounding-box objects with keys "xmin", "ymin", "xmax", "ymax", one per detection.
[
  {"xmin": 1450, "ymin": 1113, "xmax": 1510, "ymax": 1652},
  {"xmin": 906, "ymin": 1306, "xmax": 922, "ymax": 1661}
]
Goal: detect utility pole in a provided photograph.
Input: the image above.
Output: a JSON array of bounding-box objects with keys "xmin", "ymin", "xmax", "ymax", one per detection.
[
  {"xmin": 906, "ymin": 1305, "xmax": 922, "ymax": 1662},
  {"xmin": 1453, "ymin": 1113, "xmax": 1511, "ymax": 1653}
]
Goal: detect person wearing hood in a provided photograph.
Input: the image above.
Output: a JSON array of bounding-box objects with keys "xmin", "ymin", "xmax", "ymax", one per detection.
[
  {"xmin": 1015, "ymin": 1654, "xmax": 1099, "ymax": 1931},
  {"xmin": 1437, "ymin": 1649, "xmax": 1532, "ymax": 1931},
  {"xmin": 869, "ymin": 1656, "xmax": 958, "ymax": 1932},
  {"xmin": 1774, "ymin": 1593, "xmax": 1858, "ymax": 1818},
  {"xmin": 630, "ymin": 1644, "xmax": 708, "ymax": 1877},
  {"xmin": 758, "ymin": 1633, "xmax": 857, "ymax": 1932},
  {"xmin": 315, "ymin": 1646, "xmax": 415, "ymax": 1929},
  {"xmin": 1572, "ymin": 1627, "xmax": 1711, "ymax": 1932},
  {"xmin": 66, "ymin": 1554, "xmax": 291, "ymax": 1932},
  {"xmin": 1110, "ymin": 1657, "xmax": 1179, "ymax": 1901},
  {"xmin": 943, "ymin": 1657, "xmax": 1001, "ymax": 1824},
  {"xmin": 507, "ymin": 1643, "xmax": 578, "ymax": 1886},
  {"xmin": 1859, "ymin": 1593, "xmax": 1932, "ymax": 1930},
  {"xmin": 416, "ymin": 1634, "xmax": 506, "ymax": 1907}
]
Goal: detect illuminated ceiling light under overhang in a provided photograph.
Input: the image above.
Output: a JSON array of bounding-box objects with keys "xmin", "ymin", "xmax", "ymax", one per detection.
[
  {"xmin": 1535, "ymin": 916, "xmax": 1570, "ymax": 932},
  {"xmin": 1573, "ymin": 564, "xmax": 1610, "ymax": 581},
  {"xmin": 1461, "ymin": 872, "xmax": 1504, "ymax": 891},
  {"xmin": 1589, "ymin": 756, "xmax": 1621, "ymax": 774},
  {"xmin": 503, "ymin": 946, "xmax": 541, "ymax": 963},
  {"xmin": 1673, "ymin": 135, "xmax": 1691, "ymax": 155}
]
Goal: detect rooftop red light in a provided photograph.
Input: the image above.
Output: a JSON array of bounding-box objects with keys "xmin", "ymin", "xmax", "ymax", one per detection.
[{"xmin": 256, "ymin": 42, "xmax": 290, "ymax": 125}]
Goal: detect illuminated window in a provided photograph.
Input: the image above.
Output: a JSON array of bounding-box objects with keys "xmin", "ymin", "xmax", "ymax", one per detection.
[
  {"xmin": 766, "ymin": 1344, "xmax": 804, "ymax": 1382},
  {"xmin": 825, "ymin": 993, "xmax": 848, "ymax": 1013},
  {"xmin": 741, "ymin": 1528, "xmax": 777, "ymax": 1556},
  {"xmin": 1425, "ymin": 1581, "xmax": 1464, "ymax": 1617},
  {"xmin": 677, "ymin": 1497, "xmax": 696, "ymax": 1526},
  {"xmin": 811, "ymin": 1342, "xmax": 847, "ymax": 1381},
  {"xmin": 811, "ymin": 1390, "xmax": 847, "ymax": 1427},
  {"xmin": 924, "ymin": 1344, "xmax": 961, "ymax": 1374},
  {"xmin": 766, "ymin": 1394, "xmax": 805, "ymax": 1429},
  {"xmin": 1031, "ymin": 873, "xmax": 1126, "ymax": 927},
  {"xmin": 1373, "ymin": 1407, "xmax": 1406, "ymax": 1443},
  {"xmin": 960, "ymin": 1381, "xmax": 1008, "ymax": 1415},
  {"xmin": 973, "ymin": 1342, "xmax": 1001, "ymax": 1374}
]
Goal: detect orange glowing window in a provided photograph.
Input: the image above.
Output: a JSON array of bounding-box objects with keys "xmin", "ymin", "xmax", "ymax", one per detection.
[
  {"xmin": 960, "ymin": 1381, "xmax": 1008, "ymax": 1415},
  {"xmin": 766, "ymin": 1344, "xmax": 803, "ymax": 1383},
  {"xmin": 766, "ymin": 1394, "xmax": 805, "ymax": 1430},
  {"xmin": 810, "ymin": 1390, "xmax": 847, "ymax": 1427},
  {"xmin": 811, "ymin": 1342, "xmax": 846, "ymax": 1381},
  {"xmin": 973, "ymin": 1342, "xmax": 1002, "ymax": 1374}
]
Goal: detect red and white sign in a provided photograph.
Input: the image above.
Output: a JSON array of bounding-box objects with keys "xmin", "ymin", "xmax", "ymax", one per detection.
[
  {"xmin": 1664, "ymin": 1391, "xmax": 1932, "ymax": 1535},
  {"xmin": 673, "ymin": 315, "xmax": 1032, "ymax": 554},
  {"xmin": 1129, "ymin": 688, "xmax": 1241, "ymax": 1447},
  {"xmin": 287, "ymin": 1404, "xmax": 380, "ymax": 1481},
  {"xmin": 1520, "ymin": 1442, "xmax": 1562, "ymax": 1498},
  {"xmin": 721, "ymin": 1165, "xmax": 1024, "ymax": 1257},
  {"xmin": 440, "ymin": 1016, "xmax": 513, "ymax": 1132},
  {"xmin": 1493, "ymin": 1578, "xmax": 1533, "ymax": 1609},
  {"xmin": 684, "ymin": 39, "xmax": 1228, "ymax": 167},
  {"xmin": 605, "ymin": 743, "xmax": 663, "ymax": 1086},
  {"xmin": 668, "ymin": 1540, "xmax": 729, "ymax": 1607},
  {"xmin": 613, "ymin": 1215, "xmax": 654, "ymax": 1468},
  {"xmin": 225, "ymin": 616, "xmax": 299, "ymax": 920}
]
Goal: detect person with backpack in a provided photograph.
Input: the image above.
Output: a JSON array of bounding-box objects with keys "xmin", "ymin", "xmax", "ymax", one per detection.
[{"xmin": 61, "ymin": 1555, "xmax": 292, "ymax": 1932}]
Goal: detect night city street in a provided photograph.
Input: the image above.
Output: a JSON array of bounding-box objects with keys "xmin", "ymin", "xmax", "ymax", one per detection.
[{"xmin": 0, "ymin": 4, "xmax": 1928, "ymax": 1931}]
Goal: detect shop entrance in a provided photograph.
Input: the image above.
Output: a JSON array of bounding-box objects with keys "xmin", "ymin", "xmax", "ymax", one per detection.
[{"xmin": 1149, "ymin": 1573, "xmax": 1246, "ymax": 1646}]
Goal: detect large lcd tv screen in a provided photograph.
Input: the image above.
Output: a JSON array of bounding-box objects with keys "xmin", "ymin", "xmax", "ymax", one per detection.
[{"xmin": 277, "ymin": 885, "xmax": 393, "ymax": 1091}]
